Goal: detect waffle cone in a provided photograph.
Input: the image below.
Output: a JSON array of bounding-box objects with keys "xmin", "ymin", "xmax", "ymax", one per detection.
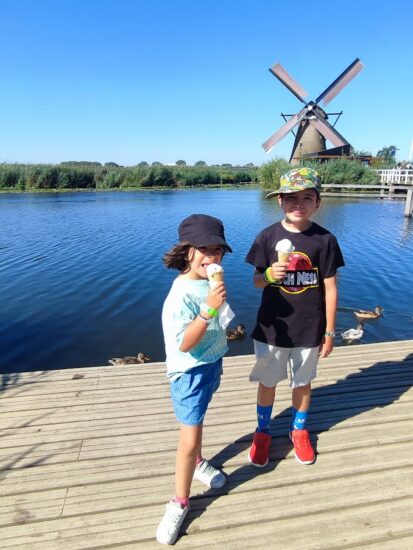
[
  {"xmin": 278, "ymin": 251, "xmax": 290, "ymax": 263},
  {"xmin": 209, "ymin": 271, "xmax": 224, "ymax": 283}
]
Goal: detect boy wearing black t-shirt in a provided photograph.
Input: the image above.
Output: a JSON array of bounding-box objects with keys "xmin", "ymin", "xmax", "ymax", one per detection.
[{"xmin": 246, "ymin": 167, "xmax": 344, "ymax": 467}]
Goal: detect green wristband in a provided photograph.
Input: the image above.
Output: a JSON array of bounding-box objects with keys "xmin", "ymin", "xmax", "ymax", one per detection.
[
  {"xmin": 201, "ymin": 304, "xmax": 218, "ymax": 317},
  {"xmin": 264, "ymin": 267, "xmax": 279, "ymax": 284}
]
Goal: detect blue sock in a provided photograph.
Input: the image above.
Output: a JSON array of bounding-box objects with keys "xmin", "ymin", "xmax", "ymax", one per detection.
[
  {"xmin": 292, "ymin": 408, "xmax": 308, "ymax": 431},
  {"xmin": 257, "ymin": 404, "xmax": 273, "ymax": 433}
]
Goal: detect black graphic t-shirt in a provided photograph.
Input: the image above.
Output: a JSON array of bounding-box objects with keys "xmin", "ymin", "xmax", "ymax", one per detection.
[{"xmin": 246, "ymin": 221, "xmax": 345, "ymax": 348}]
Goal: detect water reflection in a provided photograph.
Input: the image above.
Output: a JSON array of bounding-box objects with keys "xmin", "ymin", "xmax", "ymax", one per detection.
[{"xmin": 401, "ymin": 216, "xmax": 413, "ymax": 241}]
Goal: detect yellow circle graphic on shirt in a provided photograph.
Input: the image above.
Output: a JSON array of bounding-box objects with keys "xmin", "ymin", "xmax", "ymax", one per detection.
[{"xmin": 279, "ymin": 251, "xmax": 319, "ymax": 295}]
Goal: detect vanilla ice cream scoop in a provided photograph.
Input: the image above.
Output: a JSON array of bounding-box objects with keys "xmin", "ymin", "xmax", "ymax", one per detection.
[
  {"xmin": 275, "ymin": 239, "xmax": 295, "ymax": 253},
  {"xmin": 275, "ymin": 239, "xmax": 295, "ymax": 263},
  {"xmin": 206, "ymin": 263, "xmax": 224, "ymax": 288}
]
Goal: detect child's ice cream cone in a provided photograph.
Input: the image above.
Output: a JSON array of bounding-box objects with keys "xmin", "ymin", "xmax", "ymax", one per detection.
[
  {"xmin": 277, "ymin": 250, "xmax": 290, "ymax": 263},
  {"xmin": 206, "ymin": 264, "xmax": 224, "ymax": 288},
  {"xmin": 275, "ymin": 239, "xmax": 295, "ymax": 263}
]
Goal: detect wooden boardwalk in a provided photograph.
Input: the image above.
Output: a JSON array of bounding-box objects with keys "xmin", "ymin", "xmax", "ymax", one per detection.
[{"xmin": 1, "ymin": 340, "xmax": 413, "ymax": 549}]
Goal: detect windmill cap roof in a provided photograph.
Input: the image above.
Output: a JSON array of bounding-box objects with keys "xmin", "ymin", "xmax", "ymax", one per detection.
[{"xmin": 265, "ymin": 167, "xmax": 321, "ymax": 198}]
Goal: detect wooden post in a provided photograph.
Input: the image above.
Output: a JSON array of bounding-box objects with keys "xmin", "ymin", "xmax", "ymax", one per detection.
[{"xmin": 405, "ymin": 188, "xmax": 413, "ymax": 217}]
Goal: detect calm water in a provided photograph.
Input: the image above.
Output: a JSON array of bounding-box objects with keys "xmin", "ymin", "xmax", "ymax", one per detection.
[{"xmin": 1, "ymin": 190, "xmax": 413, "ymax": 373}]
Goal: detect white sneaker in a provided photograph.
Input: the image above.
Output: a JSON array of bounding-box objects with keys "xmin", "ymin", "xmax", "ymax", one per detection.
[
  {"xmin": 156, "ymin": 499, "xmax": 189, "ymax": 545},
  {"xmin": 193, "ymin": 459, "xmax": 226, "ymax": 489}
]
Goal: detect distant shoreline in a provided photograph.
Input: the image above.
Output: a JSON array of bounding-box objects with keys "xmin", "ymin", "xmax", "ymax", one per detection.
[{"xmin": 0, "ymin": 183, "xmax": 261, "ymax": 194}]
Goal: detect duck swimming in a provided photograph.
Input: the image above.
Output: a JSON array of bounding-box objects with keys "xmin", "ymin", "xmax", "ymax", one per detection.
[
  {"xmin": 341, "ymin": 323, "xmax": 364, "ymax": 342},
  {"xmin": 354, "ymin": 306, "xmax": 383, "ymax": 320},
  {"xmin": 109, "ymin": 352, "xmax": 150, "ymax": 366},
  {"xmin": 226, "ymin": 324, "xmax": 246, "ymax": 340}
]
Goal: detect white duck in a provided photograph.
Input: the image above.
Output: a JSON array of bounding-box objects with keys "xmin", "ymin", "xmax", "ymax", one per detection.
[{"xmin": 341, "ymin": 323, "xmax": 364, "ymax": 342}]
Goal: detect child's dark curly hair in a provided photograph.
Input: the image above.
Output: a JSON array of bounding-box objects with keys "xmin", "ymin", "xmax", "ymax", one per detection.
[
  {"xmin": 163, "ymin": 242, "xmax": 194, "ymax": 272},
  {"xmin": 163, "ymin": 242, "xmax": 226, "ymax": 272}
]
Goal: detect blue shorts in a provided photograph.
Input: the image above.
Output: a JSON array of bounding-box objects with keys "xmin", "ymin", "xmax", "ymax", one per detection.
[{"xmin": 170, "ymin": 358, "xmax": 223, "ymax": 426}]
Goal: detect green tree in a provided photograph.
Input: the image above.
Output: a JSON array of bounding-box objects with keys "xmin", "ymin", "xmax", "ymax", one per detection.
[
  {"xmin": 234, "ymin": 170, "xmax": 252, "ymax": 183},
  {"xmin": 153, "ymin": 166, "xmax": 176, "ymax": 186},
  {"xmin": 176, "ymin": 160, "xmax": 186, "ymax": 166},
  {"xmin": 375, "ymin": 145, "xmax": 397, "ymax": 168},
  {"xmin": 195, "ymin": 160, "xmax": 206, "ymax": 166},
  {"xmin": 377, "ymin": 145, "xmax": 398, "ymax": 160}
]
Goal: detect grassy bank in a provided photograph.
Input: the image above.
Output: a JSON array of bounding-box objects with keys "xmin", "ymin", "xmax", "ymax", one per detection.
[
  {"xmin": 0, "ymin": 159, "xmax": 383, "ymax": 193},
  {"xmin": 0, "ymin": 162, "xmax": 259, "ymax": 191}
]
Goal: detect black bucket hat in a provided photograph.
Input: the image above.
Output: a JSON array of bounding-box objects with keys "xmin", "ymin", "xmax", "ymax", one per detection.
[{"xmin": 178, "ymin": 214, "xmax": 232, "ymax": 252}]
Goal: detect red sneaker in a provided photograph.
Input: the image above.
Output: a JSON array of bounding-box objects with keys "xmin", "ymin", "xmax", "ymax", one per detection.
[
  {"xmin": 289, "ymin": 429, "xmax": 315, "ymax": 464},
  {"xmin": 248, "ymin": 431, "xmax": 271, "ymax": 467}
]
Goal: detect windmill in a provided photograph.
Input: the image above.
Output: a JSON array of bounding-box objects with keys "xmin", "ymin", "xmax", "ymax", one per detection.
[{"xmin": 263, "ymin": 59, "xmax": 364, "ymax": 164}]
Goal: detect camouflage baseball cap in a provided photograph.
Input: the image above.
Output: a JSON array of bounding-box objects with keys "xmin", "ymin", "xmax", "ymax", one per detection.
[{"xmin": 265, "ymin": 167, "xmax": 321, "ymax": 198}]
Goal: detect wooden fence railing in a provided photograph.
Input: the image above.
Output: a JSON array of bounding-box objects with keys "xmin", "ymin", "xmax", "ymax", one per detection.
[{"xmin": 375, "ymin": 169, "xmax": 413, "ymax": 184}]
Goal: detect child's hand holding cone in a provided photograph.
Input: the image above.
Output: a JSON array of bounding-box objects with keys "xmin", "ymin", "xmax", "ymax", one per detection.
[{"xmin": 266, "ymin": 239, "xmax": 295, "ymax": 284}]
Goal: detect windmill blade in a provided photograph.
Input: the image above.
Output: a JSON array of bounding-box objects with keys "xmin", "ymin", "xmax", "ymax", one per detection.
[
  {"xmin": 309, "ymin": 116, "xmax": 349, "ymax": 147},
  {"xmin": 316, "ymin": 58, "xmax": 364, "ymax": 107},
  {"xmin": 269, "ymin": 63, "xmax": 308, "ymax": 104},
  {"xmin": 262, "ymin": 108, "xmax": 308, "ymax": 153}
]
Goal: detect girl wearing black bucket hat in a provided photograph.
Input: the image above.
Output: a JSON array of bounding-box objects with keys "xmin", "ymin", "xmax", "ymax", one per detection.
[{"xmin": 156, "ymin": 214, "xmax": 231, "ymax": 545}]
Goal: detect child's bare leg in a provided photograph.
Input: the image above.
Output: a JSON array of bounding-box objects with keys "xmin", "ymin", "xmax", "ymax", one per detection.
[
  {"xmin": 175, "ymin": 423, "xmax": 203, "ymax": 498},
  {"xmin": 292, "ymin": 383, "xmax": 311, "ymax": 411},
  {"xmin": 257, "ymin": 382, "xmax": 276, "ymax": 406}
]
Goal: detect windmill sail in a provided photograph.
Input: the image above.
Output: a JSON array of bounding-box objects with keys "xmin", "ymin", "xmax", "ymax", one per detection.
[
  {"xmin": 316, "ymin": 59, "xmax": 364, "ymax": 106},
  {"xmin": 309, "ymin": 116, "xmax": 349, "ymax": 147},
  {"xmin": 262, "ymin": 108, "xmax": 308, "ymax": 152},
  {"xmin": 269, "ymin": 63, "xmax": 308, "ymax": 103}
]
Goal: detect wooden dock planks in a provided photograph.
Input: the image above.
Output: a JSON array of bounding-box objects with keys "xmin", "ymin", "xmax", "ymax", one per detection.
[{"xmin": 1, "ymin": 340, "xmax": 413, "ymax": 549}]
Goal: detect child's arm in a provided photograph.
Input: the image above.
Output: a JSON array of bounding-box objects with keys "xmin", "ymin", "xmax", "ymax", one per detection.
[
  {"xmin": 320, "ymin": 275, "xmax": 338, "ymax": 358},
  {"xmin": 179, "ymin": 282, "xmax": 226, "ymax": 353},
  {"xmin": 253, "ymin": 262, "xmax": 288, "ymax": 288},
  {"xmin": 253, "ymin": 270, "xmax": 268, "ymax": 288}
]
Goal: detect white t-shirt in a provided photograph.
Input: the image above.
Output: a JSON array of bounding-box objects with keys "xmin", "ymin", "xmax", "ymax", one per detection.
[{"xmin": 162, "ymin": 277, "xmax": 228, "ymax": 380}]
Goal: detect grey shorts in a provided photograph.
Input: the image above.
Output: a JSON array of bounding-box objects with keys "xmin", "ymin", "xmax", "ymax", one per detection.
[{"xmin": 250, "ymin": 340, "xmax": 319, "ymax": 388}]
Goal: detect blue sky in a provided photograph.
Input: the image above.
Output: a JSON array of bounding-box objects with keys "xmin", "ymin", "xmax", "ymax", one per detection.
[{"xmin": 1, "ymin": 0, "xmax": 412, "ymax": 166}]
